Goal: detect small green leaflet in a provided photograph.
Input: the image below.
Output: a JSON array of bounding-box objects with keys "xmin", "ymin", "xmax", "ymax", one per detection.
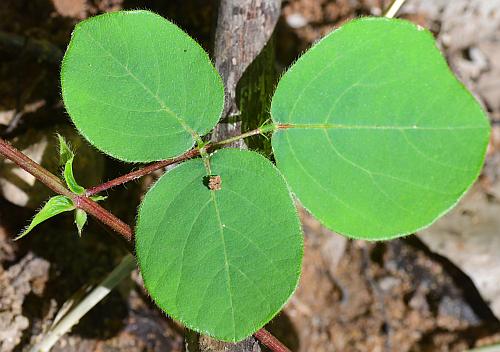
[
  {"xmin": 16, "ymin": 196, "xmax": 75, "ymax": 240},
  {"xmin": 75, "ymin": 209, "xmax": 88, "ymax": 236},
  {"xmin": 271, "ymin": 17, "xmax": 490, "ymax": 240},
  {"xmin": 57, "ymin": 134, "xmax": 85, "ymax": 195},
  {"xmin": 90, "ymin": 195, "xmax": 107, "ymax": 202},
  {"xmin": 58, "ymin": 133, "xmax": 73, "ymax": 165},
  {"xmin": 135, "ymin": 149, "xmax": 303, "ymax": 341},
  {"xmin": 61, "ymin": 10, "xmax": 224, "ymax": 162},
  {"xmin": 73, "ymin": 197, "xmax": 106, "ymax": 237}
]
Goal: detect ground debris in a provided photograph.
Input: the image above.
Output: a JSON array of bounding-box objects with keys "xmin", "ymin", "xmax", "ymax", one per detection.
[
  {"xmin": 0, "ymin": 252, "xmax": 50, "ymax": 352},
  {"xmin": 278, "ymin": 212, "xmax": 486, "ymax": 352}
]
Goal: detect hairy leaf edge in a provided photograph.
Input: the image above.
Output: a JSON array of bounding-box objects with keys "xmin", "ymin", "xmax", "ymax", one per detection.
[
  {"xmin": 135, "ymin": 148, "xmax": 304, "ymax": 341},
  {"xmin": 269, "ymin": 17, "xmax": 491, "ymax": 240},
  {"xmin": 60, "ymin": 10, "xmax": 225, "ymax": 163}
]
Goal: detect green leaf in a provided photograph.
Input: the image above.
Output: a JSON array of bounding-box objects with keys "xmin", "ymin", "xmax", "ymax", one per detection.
[
  {"xmin": 90, "ymin": 195, "xmax": 107, "ymax": 202},
  {"xmin": 135, "ymin": 149, "xmax": 303, "ymax": 341},
  {"xmin": 271, "ymin": 18, "xmax": 490, "ymax": 240},
  {"xmin": 61, "ymin": 10, "xmax": 224, "ymax": 162},
  {"xmin": 57, "ymin": 133, "xmax": 73, "ymax": 165},
  {"xmin": 16, "ymin": 196, "xmax": 75, "ymax": 240},
  {"xmin": 75, "ymin": 209, "xmax": 88, "ymax": 236},
  {"xmin": 63, "ymin": 156, "xmax": 85, "ymax": 195},
  {"xmin": 58, "ymin": 134, "xmax": 85, "ymax": 195}
]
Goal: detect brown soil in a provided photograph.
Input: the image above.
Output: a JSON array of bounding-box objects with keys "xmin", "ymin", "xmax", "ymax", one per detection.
[{"xmin": 1, "ymin": 0, "xmax": 500, "ymax": 351}]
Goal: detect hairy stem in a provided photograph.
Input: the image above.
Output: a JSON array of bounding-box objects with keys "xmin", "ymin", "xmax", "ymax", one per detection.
[
  {"xmin": 0, "ymin": 136, "xmax": 289, "ymax": 351},
  {"xmin": 0, "ymin": 137, "xmax": 132, "ymax": 243},
  {"xmin": 212, "ymin": 124, "xmax": 275, "ymax": 148},
  {"xmin": 0, "ymin": 138, "xmax": 72, "ymax": 197},
  {"xmin": 75, "ymin": 196, "xmax": 133, "ymax": 242},
  {"xmin": 85, "ymin": 126, "xmax": 273, "ymax": 196},
  {"xmin": 254, "ymin": 329, "xmax": 291, "ymax": 352},
  {"xmin": 85, "ymin": 148, "xmax": 201, "ymax": 196}
]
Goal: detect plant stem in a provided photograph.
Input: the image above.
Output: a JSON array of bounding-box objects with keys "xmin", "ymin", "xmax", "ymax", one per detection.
[
  {"xmin": 212, "ymin": 124, "xmax": 275, "ymax": 148},
  {"xmin": 85, "ymin": 125, "xmax": 273, "ymax": 196},
  {"xmin": 254, "ymin": 329, "xmax": 291, "ymax": 352},
  {"xmin": 0, "ymin": 137, "xmax": 132, "ymax": 243},
  {"xmin": 85, "ymin": 148, "xmax": 201, "ymax": 196},
  {"xmin": 383, "ymin": 0, "xmax": 407, "ymax": 18},
  {"xmin": 0, "ymin": 138, "xmax": 72, "ymax": 197},
  {"xmin": 0, "ymin": 136, "xmax": 290, "ymax": 352},
  {"xmin": 74, "ymin": 196, "xmax": 133, "ymax": 242}
]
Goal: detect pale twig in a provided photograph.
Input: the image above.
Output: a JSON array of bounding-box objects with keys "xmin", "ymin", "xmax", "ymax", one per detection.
[{"xmin": 30, "ymin": 254, "xmax": 136, "ymax": 352}]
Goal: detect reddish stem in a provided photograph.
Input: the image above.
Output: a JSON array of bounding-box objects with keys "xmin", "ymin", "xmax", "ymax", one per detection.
[
  {"xmin": 85, "ymin": 148, "xmax": 201, "ymax": 196},
  {"xmin": 75, "ymin": 196, "xmax": 133, "ymax": 242},
  {"xmin": 1, "ymin": 137, "xmax": 290, "ymax": 352},
  {"xmin": 0, "ymin": 137, "xmax": 131, "ymax": 243},
  {"xmin": 84, "ymin": 124, "xmax": 277, "ymax": 197},
  {"xmin": 254, "ymin": 328, "xmax": 291, "ymax": 352},
  {"xmin": 85, "ymin": 126, "xmax": 272, "ymax": 197},
  {"xmin": 0, "ymin": 138, "xmax": 72, "ymax": 197}
]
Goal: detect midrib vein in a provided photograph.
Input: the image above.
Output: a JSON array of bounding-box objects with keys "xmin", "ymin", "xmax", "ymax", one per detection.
[
  {"xmin": 210, "ymin": 191, "xmax": 236, "ymax": 339},
  {"xmin": 279, "ymin": 123, "xmax": 487, "ymax": 131},
  {"xmin": 83, "ymin": 30, "xmax": 198, "ymax": 139}
]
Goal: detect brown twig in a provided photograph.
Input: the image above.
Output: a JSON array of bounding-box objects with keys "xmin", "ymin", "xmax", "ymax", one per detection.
[
  {"xmin": 0, "ymin": 138, "xmax": 71, "ymax": 197},
  {"xmin": 0, "ymin": 136, "xmax": 289, "ymax": 351},
  {"xmin": 0, "ymin": 137, "xmax": 132, "ymax": 243},
  {"xmin": 254, "ymin": 329, "xmax": 291, "ymax": 352},
  {"xmin": 85, "ymin": 126, "xmax": 272, "ymax": 197},
  {"xmin": 85, "ymin": 148, "xmax": 201, "ymax": 196}
]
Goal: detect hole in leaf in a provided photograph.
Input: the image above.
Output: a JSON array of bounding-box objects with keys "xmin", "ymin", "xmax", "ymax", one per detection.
[{"xmin": 202, "ymin": 175, "xmax": 222, "ymax": 191}]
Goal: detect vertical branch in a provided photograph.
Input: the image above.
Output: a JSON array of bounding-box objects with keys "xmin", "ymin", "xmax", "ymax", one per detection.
[
  {"xmin": 190, "ymin": 1, "xmax": 283, "ymax": 351},
  {"xmin": 211, "ymin": 0, "xmax": 281, "ymax": 148}
]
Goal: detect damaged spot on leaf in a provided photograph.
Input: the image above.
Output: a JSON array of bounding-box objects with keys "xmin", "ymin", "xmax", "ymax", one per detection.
[
  {"xmin": 202, "ymin": 175, "xmax": 222, "ymax": 191},
  {"xmin": 209, "ymin": 175, "xmax": 222, "ymax": 191}
]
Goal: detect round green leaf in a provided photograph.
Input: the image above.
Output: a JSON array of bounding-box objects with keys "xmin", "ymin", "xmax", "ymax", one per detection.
[
  {"xmin": 61, "ymin": 10, "xmax": 224, "ymax": 162},
  {"xmin": 135, "ymin": 149, "xmax": 303, "ymax": 341},
  {"xmin": 271, "ymin": 17, "xmax": 490, "ymax": 240}
]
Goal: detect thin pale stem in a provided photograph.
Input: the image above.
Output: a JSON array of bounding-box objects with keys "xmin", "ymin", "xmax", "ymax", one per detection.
[
  {"xmin": 30, "ymin": 254, "xmax": 136, "ymax": 352},
  {"xmin": 254, "ymin": 328, "xmax": 291, "ymax": 352},
  {"xmin": 383, "ymin": 0, "xmax": 407, "ymax": 18},
  {"xmin": 211, "ymin": 124, "xmax": 275, "ymax": 148}
]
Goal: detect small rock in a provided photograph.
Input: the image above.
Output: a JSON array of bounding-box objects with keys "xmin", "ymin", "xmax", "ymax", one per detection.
[
  {"xmin": 286, "ymin": 13, "xmax": 308, "ymax": 29},
  {"xmin": 50, "ymin": 0, "xmax": 86, "ymax": 18}
]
